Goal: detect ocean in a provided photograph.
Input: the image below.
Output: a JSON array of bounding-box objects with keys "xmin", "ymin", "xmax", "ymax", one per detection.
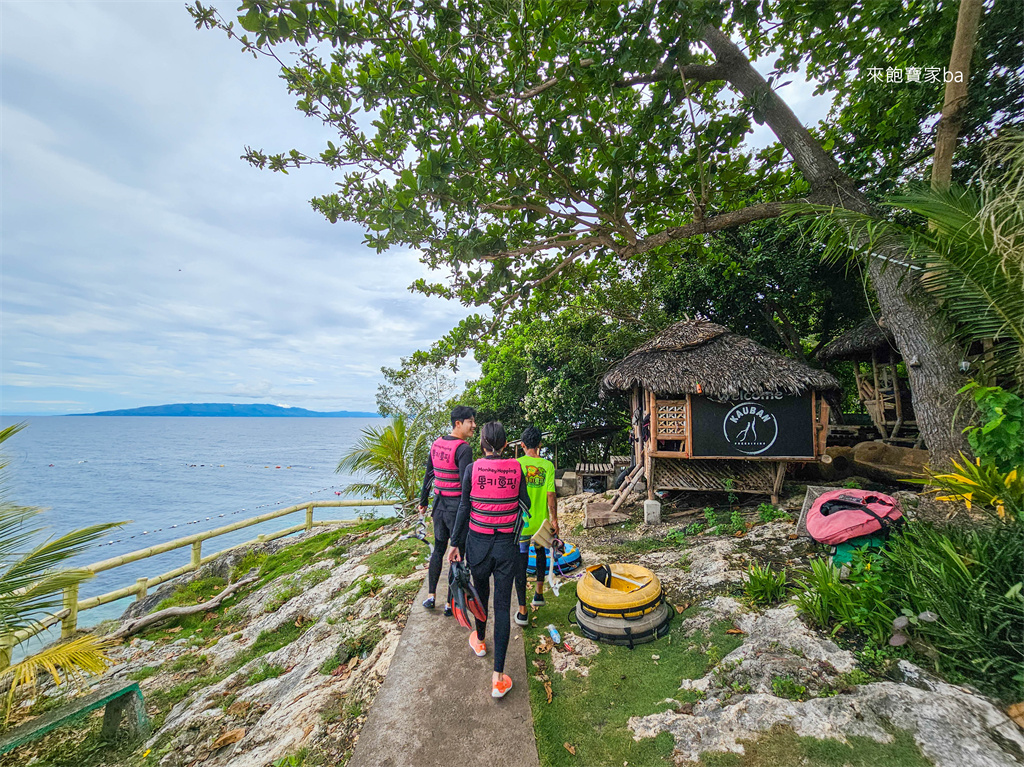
[{"xmin": 0, "ymin": 415, "xmax": 392, "ymax": 640}]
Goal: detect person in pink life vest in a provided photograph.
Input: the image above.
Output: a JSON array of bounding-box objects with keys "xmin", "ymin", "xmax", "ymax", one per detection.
[
  {"xmin": 449, "ymin": 421, "xmax": 530, "ymax": 698},
  {"xmin": 417, "ymin": 405, "xmax": 476, "ymax": 614}
]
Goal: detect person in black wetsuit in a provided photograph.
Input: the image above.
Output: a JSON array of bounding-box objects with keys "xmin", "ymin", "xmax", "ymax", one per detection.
[
  {"xmin": 449, "ymin": 421, "xmax": 530, "ymax": 698},
  {"xmin": 418, "ymin": 405, "xmax": 476, "ymax": 614}
]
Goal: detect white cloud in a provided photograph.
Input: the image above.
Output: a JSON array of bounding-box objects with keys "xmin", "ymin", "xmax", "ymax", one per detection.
[{"xmin": 1, "ymin": 2, "xmax": 473, "ymax": 415}]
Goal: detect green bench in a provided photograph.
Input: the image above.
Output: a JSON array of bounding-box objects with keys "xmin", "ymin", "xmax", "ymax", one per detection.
[{"xmin": 0, "ymin": 680, "xmax": 149, "ymax": 756}]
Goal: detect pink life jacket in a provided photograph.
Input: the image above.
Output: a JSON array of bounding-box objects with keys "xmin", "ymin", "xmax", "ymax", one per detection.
[
  {"xmin": 469, "ymin": 459, "xmax": 523, "ymax": 535},
  {"xmin": 805, "ymin": 489, "xmax": 904, "ymax": 545},
  {"xmin": 430, "ymin": 437, "xmax": 466, "ymax": 497}
]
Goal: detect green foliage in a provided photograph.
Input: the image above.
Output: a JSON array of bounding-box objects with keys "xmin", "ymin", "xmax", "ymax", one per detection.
[
  {"xmin": 770, "ymin": 675, "xmax": 807, "ymax": 700},
  {"xmin": 0, "ymin": 424, "xmax": 124, "ymax": 716},
  {"xmin": 961, "ymin": 383, "xmax": 1024, "ymax": 472},
  {"xmin": 376, "ymin": 358, "xmax": 458, "ymax": 445},
  {"xmin": 744, "ymin": 563, "xmax": 788, "ymax": 606},
  {"xmin": 881, "ymin": 522, "xmax": 1024, "ymax": 701},
  {"xmin": 348, "ymin": 576, "xmax": 385, "ymax": 603},
  {"xmin": 336, "ymin": 415, "xmax": 426, "ymax": 505},
  {"xmin": 188, "ymin": 0, "xmax": 1019, "ymax": 340},
  {"xmin": 461, "ymin": 308, "xmax": 640, "ymax": 466},
  {"xmin": 757, "ymin": 503, "xmax": 792, "ymax": 523},
  {"xmin": 168, "ymin": 653, "xmax": 209, "ymax": 673},
  {"xmin": 155, "ymin": 577, "xmax": 227, "ymax": 611},
  {"xmin": 842, "ymin": 478, "xmax": 863, "ymax": 490}
]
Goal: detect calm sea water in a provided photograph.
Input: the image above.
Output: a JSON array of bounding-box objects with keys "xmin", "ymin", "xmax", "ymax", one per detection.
[{"xmin": 0, "ymin": 416, "xmax": 391, "ymax": 637}]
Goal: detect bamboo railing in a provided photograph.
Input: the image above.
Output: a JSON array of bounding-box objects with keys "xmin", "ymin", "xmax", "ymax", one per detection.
[{"xmin": 1, "ymin": 498, "xmax": 400, "ymax": 669}]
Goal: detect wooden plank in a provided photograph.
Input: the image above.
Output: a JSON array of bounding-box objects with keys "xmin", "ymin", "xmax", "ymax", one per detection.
[{"xmin": 609, "ymin": 466, "xmax": 645, "ymax": 514}]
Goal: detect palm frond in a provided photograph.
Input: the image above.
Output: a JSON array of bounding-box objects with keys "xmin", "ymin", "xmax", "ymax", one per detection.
[
  {"xmin": 1, "ymin": 635, "xmax": 112, "ymax": 721},
  {"xmin": 336, "ymin": 414, "xmax": 428, "ymax": 502}
]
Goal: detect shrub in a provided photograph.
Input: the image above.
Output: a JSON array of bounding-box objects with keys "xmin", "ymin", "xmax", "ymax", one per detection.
[
  {"xmin": 744, "ymin": 562, "xmax": 788, "ymax": 605},
  {"xmin": 881, "ymin": 522, "xmax": 1024, "ymax": 701},
  {"xmin": 961, "ymin": 383, "xmax": 1024, "ymax": 472}
]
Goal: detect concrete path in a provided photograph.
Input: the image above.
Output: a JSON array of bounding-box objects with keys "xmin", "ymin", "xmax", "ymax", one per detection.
[{"xmin": 349, "ymin": 560, "xmax": 540, "ymax": 767}]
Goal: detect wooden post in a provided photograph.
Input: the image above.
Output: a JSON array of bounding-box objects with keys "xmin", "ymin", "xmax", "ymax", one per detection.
[
  {"xmin": 305, "ymin": 504, "xmax": 314, "ymax": 531},
  {"xmin": 771, "ymin": 462, "xmax": 787, "ymax": 505},
  {"xmin": 135, "ymin": 577, "xmax": 148, "ymax": 602},
  {"xmin": 61, "ymin": 583, "xmax": 79, "ymax": 639},
  {"xmin": 191, "ymin": 541, "xmax": 202, "ymax": 570}
]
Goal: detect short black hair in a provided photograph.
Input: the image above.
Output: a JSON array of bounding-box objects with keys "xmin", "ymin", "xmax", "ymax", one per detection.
[
  {"xmin": 481, "ymin": 421, "xmax": 507, "ymax": 453},
  {"xmin": 450, "ymin": 405, "xmax": 476, "ymax": 426},
  {"xmin": 521, "ymin": 425, "xmax": 542, "ymax": 449}
]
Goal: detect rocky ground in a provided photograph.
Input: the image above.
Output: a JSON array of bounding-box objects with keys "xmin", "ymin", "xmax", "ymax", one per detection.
[
  {"xmin": 553, "ymin": 485, "xmax": 1024, "ymax": 766},
  {"xmin": 4, "ymin": 518, "xmax": 429, "ymax": 767},
  {"xmin": 7, "ymin": 482, "xmax": 1023, "ymax": 767}
]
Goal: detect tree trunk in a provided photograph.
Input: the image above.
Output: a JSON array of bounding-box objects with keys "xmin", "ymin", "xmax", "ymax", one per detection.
[
  {"xmin": 932, "ymin": 0, "xmax": 984, "ymax": 191},
  {"xmin": 700, "ymin": 26, "xmax": 971, "ymax": 467}
]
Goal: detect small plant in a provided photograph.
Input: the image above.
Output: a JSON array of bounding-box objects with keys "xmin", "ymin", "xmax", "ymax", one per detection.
[
  {"xmin": 744, "ymin": 562, "xmax": 788, "ymax": 605},
  {"xmin": 723, "ymin": 477, "xmax": 738, "ymax": 506},
  {"xmin": 790, "ymin": 557, "xmax": 852, "ymax": 633},
  {"xmin": 842, "ymin": 478, "xmax": 863, "ymax": 489},
  {"xmin": 271, "ymin": 750, "xmax": 308, "ymax": 767},
  {"xmin": 730, "ymin": 508, "xmax": 745, "ymax": 533},
  {"xmin": 684, "ymin": 522, "xmax": 706, "ymax": 536},
  {"xmin": 771, "ymin": 675, "xmax": 807, "ymax": 700},
  {"xmin": 703, "ymin": 506, "xmax": 717, "ymax": 525},
  {"xmin": 663, "ymin": 529, "xmax": 688, "ymax": 545},
  {"xmin": 757, "ymin": 503, "xmax": 792, "ymax": 523}
]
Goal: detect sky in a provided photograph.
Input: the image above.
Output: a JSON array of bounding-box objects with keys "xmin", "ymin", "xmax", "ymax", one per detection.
[{"xmin": 1, "ymin": 1, "xmax": 833, "ymax": 416}]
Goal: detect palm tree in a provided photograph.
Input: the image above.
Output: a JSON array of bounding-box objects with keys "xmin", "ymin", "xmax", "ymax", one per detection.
[
  {"xmin": 0, "ymin": 424, "xmax": 123, "ymax": 720},
  {"xmin": 336, "ymin": 415, "xmax": 428, "ymax": 505},
  {"xmin": 809, "ymin": 131, "xmax": 1024, "ymax": 391}
]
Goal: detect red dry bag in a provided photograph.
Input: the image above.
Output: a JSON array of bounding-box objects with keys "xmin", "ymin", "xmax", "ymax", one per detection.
[{"xmin": 805, "ymin": 489, "xmax": 904, "ymax": 545}]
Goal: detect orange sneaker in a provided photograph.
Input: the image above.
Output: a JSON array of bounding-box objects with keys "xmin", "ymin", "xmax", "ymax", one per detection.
[
  {"xmin": 492, "ymin": 673, "xmax": 513, "ymax": 698},
  {"xmin": 469, "ymin": 631, "xmax": 486, "ymax": 657}
]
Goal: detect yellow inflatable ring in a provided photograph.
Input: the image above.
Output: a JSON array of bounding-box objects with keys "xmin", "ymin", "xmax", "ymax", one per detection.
[{"xmin": 576, "ymin": 563, "xmax": 663, "ymax": 620}]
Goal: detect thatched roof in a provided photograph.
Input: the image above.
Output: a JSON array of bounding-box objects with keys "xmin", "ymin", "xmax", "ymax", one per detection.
[
  {"xmin": 818, "ymin": 318, "xmax": 897, "ymax": 361},
  {"xmin": 602, "ymin": 320, "xmax": 841, "ymax": 399}
]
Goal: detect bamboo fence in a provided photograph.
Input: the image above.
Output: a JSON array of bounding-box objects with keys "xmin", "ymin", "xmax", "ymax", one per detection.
[{"xmin": 1, "ymin": 498, "xmax": 400, "ymax": 669}]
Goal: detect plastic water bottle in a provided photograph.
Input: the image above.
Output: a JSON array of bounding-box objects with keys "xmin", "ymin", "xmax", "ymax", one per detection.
[{"xmin": 546, "ymin": 624, "xmax": 561, "ymax": 644}]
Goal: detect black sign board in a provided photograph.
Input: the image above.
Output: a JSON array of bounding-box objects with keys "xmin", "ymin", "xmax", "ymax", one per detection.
[{"xmin": 690, "ymin": 394, "xmax": 814, "ymax": 458}]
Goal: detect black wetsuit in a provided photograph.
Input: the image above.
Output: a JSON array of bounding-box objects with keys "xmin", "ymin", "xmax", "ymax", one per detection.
[
  {"xmin": 451, "ymin": 456, "xmax": 530, "ymax": 674},
  {"xmin": 418, "ymin": 436, "xmax": 474, "ymax": 598}
]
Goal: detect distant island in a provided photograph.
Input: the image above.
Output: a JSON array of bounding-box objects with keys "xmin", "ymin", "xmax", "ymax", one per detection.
[{"xmin": 74, "ymin": 403, "xmax": 381, "ymax": 417}]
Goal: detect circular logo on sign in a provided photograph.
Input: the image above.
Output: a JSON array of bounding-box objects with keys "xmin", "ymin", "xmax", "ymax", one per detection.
[{"xmin": 723, "ymin": 402, "xmax": 779, "ymax": 455}]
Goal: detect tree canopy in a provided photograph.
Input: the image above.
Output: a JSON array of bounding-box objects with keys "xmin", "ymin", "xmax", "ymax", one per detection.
[{"xmin": 189, "ymin": 0, "xmax": 1024, "ymax": 464}]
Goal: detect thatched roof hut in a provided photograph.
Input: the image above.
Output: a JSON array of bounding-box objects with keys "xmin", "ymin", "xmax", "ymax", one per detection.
[
  {"xmin": 818, "ymin": 318, "xmax": 897, "ymax": 362},
  {"xmin": 602, "ymin": 319, "xmax": 841, "ymax": 399}
]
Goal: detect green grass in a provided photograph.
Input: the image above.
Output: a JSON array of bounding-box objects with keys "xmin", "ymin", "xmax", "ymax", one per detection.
[
  {"xmin": 694, "ymin": 723, "xmax": 932, "ymax": 766},
  {"xmin": 319, "ymin": 625, "xmax": 384, "ymax": 675},
  {"xmin": 364, "ymin": 537, "xmax": 429, "ymax": 577},
  {"xmin": 127, "ymin": 665, "xmax": 160, "ymax": 681},
  {"xmin": 154, "ymin": 576, "xmax": 227, "ymax": 611},
  {"xmin": 380, "ymin": 581, "xmax": 422, "ymax": 622},
  {"xmin": 248, "ymin": 660, "xmax": 286, "ymax": 685},
  {"xmin": 168, "ymin": 653, "xmax": 210, "ymax": 673},
  {"xmin": 524, "ymin": 581, "xmax": 744, "ymax": 767}
]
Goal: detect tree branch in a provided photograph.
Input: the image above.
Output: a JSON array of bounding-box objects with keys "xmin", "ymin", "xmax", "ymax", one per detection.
[
  {"xmin": 109, "ymin": 572, "xmax": 258, "ymax": 640},
  {"xmin": 619, "ymin": 201, "xmax": 803, "ymax": 258}
]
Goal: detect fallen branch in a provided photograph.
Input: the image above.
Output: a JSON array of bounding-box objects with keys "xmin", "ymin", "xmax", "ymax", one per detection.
[{"xmin": 109, "ymin": 572, "xmax": 259, "ymax": 640}]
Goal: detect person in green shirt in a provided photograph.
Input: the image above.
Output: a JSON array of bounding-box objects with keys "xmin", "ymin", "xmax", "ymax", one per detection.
[{"xmin": 514, "ymin": 425, "xmax": 558, "ymax": 627}]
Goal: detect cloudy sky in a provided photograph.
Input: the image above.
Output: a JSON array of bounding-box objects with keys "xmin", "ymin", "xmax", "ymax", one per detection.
[{"xmin": 1, "ymin": 2, "xmax": 832, "ymax": 416}]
